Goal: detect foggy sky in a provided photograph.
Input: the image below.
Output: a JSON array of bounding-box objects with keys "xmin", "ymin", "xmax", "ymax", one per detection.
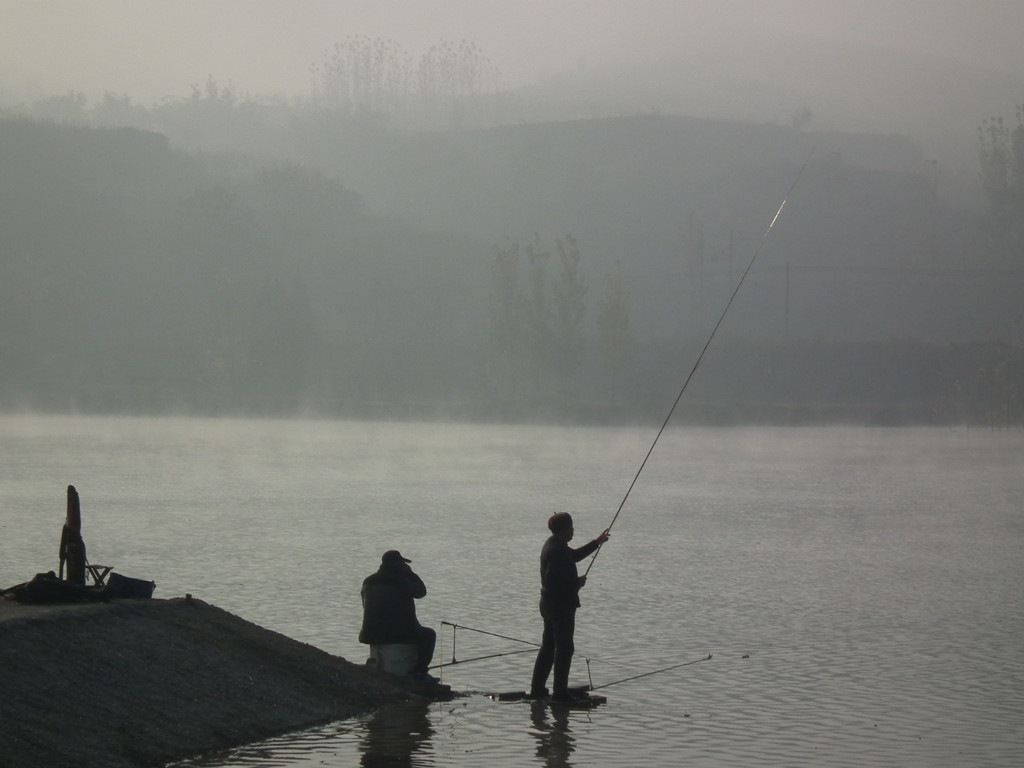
[
  {"xmin": 2, "ymin": 0, "xmax": 1022, "ymax": 422},
  {"xmin": 3, "ymin": 0, "xmax": 1022, "ymax": 106}
]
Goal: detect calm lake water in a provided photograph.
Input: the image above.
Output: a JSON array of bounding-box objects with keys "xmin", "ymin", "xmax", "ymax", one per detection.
[{"xmin": 2, "ymin": 415, "xmax": 1023, "ymax": 767}]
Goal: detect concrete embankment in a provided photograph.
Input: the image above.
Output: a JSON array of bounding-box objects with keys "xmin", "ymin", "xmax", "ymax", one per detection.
[{"xmin": 0, "ymin": 596, "xmax": 422, "ymax": 768}]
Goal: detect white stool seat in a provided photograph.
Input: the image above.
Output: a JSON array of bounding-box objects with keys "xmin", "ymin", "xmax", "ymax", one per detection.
[{"xmin": 367, "ymin": 643, "xmax": 418, "ymax": 676}]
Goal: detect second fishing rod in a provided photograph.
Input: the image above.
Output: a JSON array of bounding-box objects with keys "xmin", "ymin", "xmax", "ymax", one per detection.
[{"xmin": 584, "ymin": 146, "xmax": 816, "ymax": 577}]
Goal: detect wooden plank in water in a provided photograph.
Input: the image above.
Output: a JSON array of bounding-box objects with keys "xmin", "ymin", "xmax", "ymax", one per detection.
[{"xmin": 489, "ymin": 687, "xmax": 606, "ymax": 707}]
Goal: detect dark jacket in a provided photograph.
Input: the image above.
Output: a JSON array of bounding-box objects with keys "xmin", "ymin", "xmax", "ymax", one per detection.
[
  {"xmin": 539, "ymin": 535, "xmax": 602, "ymax": 608},
  {"xmin": 359, "ymin": 565, "xmax": 427, "ymax": 644}
]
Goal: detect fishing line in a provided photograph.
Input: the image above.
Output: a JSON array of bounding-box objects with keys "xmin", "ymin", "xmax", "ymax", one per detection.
[{"xmin": 584, "ymin": 145, "xmax": 816, "ymax": 577}]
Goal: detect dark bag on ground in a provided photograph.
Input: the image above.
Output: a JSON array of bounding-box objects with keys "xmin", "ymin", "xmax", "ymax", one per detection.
[
  {"xmin": 8, "ymin": 571, "xmax": 106, "ymax": 604},
  {"xmin": 105, "ymin": 572, "xmax": 156, "ymax": 599}
]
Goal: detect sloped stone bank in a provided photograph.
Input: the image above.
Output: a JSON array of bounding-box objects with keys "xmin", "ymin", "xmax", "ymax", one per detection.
[{"xmin": 0, "ymin": 597, "xmax": 416, "ymax": 768}]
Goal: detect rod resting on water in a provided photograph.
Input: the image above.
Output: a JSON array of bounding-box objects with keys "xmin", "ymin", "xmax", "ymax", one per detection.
[
  {"xmin": 441, "ymin": 620, "xmax": 538, "ymax": 647},
  {"xmin": 439, "ymin": 620, "xmax": 642, "ymax": 670},
  {"xmin": 431, "ymin": 647, "xmax": 535, "ymax": 671},
  {"xmin": 589, "ymin": 653, "xmax": 713, "ymax": 691},
  {"xmin": 584, "ymin": 146, "xmax": 816, "ymax": 577}
]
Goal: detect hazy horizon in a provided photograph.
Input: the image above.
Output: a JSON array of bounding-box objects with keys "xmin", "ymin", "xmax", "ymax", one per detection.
[{"xmin": 3, "ymin": 1, "xmax": 1022, "ymax": 106}]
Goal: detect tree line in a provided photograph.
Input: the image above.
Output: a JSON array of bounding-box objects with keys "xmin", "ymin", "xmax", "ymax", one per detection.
[
  {"xmin": 311, "ymin": 36, "xmax": 504, "ymax": 128},
  {"xmin": 486, "ymin": 235, "xmax": 635, "ymax": 417},
  {"xmin": 9, "ymin": 35, "xmax": 509, "ymax": 142}
]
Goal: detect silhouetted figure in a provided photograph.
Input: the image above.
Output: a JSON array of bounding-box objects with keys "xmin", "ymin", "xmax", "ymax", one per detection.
[
  {"xmin": 59, "ymin": 485, "xmax": 86, "ymax": 586},
  {"xmin": 530, "ymin": 512, "xmax": 610, "ymax": 702},
  {"xmin": 359, "ymin": 550, "xmax": 437, "ymax": 681}
]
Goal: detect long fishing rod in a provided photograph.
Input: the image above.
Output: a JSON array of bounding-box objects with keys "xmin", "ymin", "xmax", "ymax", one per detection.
[
  {"xmin": 439, "ymin": 620, "xmax": 537, "ymax": 670},
  {"xmin": 431, "ymin": 647, "xmax": 536, "ymax": 671},
  {"xmin": 440, "ymin": 620, "xmax": 640, "ymax": 670},
  {"xmin": 442, "ymin": 620, "xmax": 539, "ymax": 648},
  {"xmin": 588, "ymin": 653, "xmax": 713, "ymax": 691},
  {"xmin": 584, "ymin": 146, "xmax": 816, "ymax": 577}
]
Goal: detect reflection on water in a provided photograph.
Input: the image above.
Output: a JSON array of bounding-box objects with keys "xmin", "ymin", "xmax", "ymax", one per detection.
[
  {"xmin": 174, "ymin": 697, "xmax": 601, "ymax": 768},
  {"xmin": 530, "ymin": 701, "xmax": 575, "ymax": 768},
  {"xmin": 172, "ymin": 701, "xmax": 436, "ymax": 767},
  {"xmin": 172, "ymin": 718, "xmax": 361, "ymax": 766},
  {"xmin": 359, "ymin": 701, "xmax": 434, "ymax": 767}
]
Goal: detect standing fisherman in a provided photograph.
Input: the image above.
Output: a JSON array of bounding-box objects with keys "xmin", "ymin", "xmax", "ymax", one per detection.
[{"xmin": 529, "ymin": 512, "xmax": 610, "ymax": 702}]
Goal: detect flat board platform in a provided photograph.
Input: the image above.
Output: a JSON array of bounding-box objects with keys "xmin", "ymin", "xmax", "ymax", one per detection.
[{"xmin": 489, "ymin": 688, "xmax": 606, "ymax": 707}]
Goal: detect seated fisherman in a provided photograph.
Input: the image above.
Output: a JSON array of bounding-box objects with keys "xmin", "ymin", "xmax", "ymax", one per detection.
[{"xmin": 359, "ymin": 550, "xmax": 437, "ymax": 682}]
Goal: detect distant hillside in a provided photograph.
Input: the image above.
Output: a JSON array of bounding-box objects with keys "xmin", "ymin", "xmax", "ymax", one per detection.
[
  {"xmin": 1, "ymin": 115, "xmax": 1019, "ymax": 423},
  {"xmin": 512, "ymin": 34, "xmax": 1024, "ymax": 190}
]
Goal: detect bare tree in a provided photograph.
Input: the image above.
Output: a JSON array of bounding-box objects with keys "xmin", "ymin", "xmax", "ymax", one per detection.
[
  {"xmin": 525, "ymin": 234, "xmax": 553, "ymax": 398},
  {"xmin": 978, "ymin": 106, "xmax": 1024, "ymax": 250},
  {"xmin": 597, "ymin": 260, "xmax": 635, "ymax": 406},
  {"xmin": 488, "ymin": 240, "xmax": 527, "ymax": 409},
  {"xmin": 416, "ymin": 39, "xmax": 501, "ymax": 128},
  {"xmin": 312, "ymin": 35, "xmax": 412, "ymax": 118},
  {"xmin": 551, "ymin": 234, "xmax": 588, "ymax": 399}
]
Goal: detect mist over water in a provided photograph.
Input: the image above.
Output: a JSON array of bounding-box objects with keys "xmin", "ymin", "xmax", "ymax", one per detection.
[{"xmin": 2, "ymin": 415, "xmax": 1021, "ymax": 766}]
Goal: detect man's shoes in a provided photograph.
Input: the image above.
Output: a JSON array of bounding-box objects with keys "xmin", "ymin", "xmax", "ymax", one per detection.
[
  {"xmin": 526, "ymin": 687, "xmax": 549, "ymax": 700},
  {"xmin": 410, "ymin": 671, "xmax": 440, "ymax": 684}
]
